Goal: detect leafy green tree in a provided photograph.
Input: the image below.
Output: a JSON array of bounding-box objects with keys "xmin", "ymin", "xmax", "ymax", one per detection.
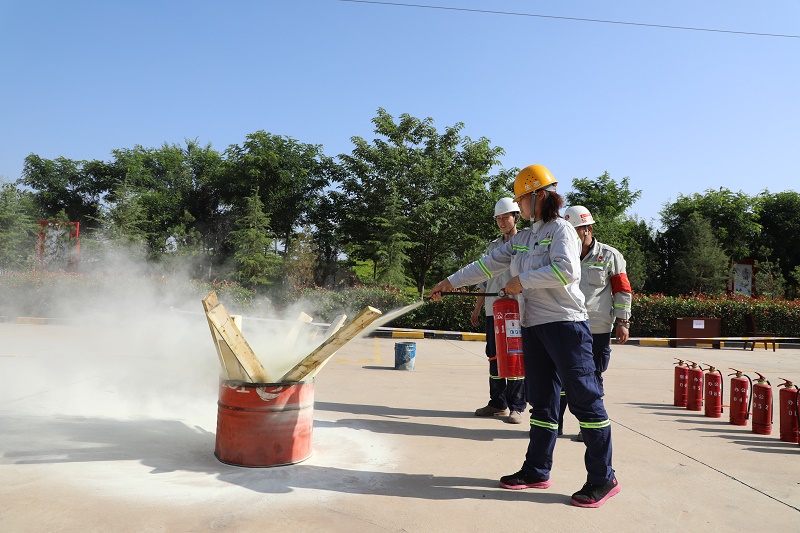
[
  {"xmin": 671, "ymin": 213, "xmax": 730, "ymax": 295},
  {"xmin": 285, "ymin": 225, "xmax": 318, "ymax": 289},
  {"xmin": 158, "ymin": 210, "xmax": 205, "ymax": 275},
  {"xmin": 791, "ymin": 265, "xmax": 800, "ymax": 290},
  {"xmin": 82, "ymin": 177, "xmax": 150, "ymax": 264},
  {"xmin": 753, "ymin": 251, "xmax": 785, "ymax": 299},
  {"xmin": 336, "ymin": 109, "xmax": 504, "ymax": 295},
  {"xmin": 592, "ymin": 216, "xmax": 654, "ymax": 293},
  {"xmin": 307, "ymin": 188, "xmax": 348, "ymax": 286},
  {"xmin": 371, "ymin": 192, "xmax": 412, "ymax": 287},
  {"xmin": 110, "ymin": 140, "xmax": 225, "ymax": 259},
  {"xmin": 660, "ymin": 188, "xmax": 760, "ymax": 261},
  {"xmin": 565, "ymin": 171, "xmax": 642, "ymax": 221},
  {"xmin": 228, "ymin": 190, "xmax": 280, "ymax": 288},
  {"xmin": 756, "ymin": 190, "xmax": 800, "ymax": 298},
  {"xmin": 222, "ymin": 132, "xmax": 329, "ymax": 255},
  {"xmin": 20, "ymin": 155, "xmax": 114, "ymax": 227},
  {"xmin": 565, "ymin": 171, "xmax": 654, "ymax": 292},
  {"xmin": 0, "ymin": 182, "xmax": 38, "ymax": 272}
]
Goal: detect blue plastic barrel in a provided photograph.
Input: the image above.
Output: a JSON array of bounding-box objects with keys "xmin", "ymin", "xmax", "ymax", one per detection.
[{"xmin": 394, "ymin": 342, "xmax": 416, "ymax": 370}]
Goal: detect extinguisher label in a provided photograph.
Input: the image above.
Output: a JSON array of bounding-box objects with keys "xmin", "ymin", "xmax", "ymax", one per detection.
[{"xmin": 504, "ymin": 314, "xmax": 522, "ymax": 354}]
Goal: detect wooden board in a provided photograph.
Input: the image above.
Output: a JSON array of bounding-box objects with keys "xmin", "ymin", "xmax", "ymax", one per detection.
[
  {"xmin": 285, "ymin": 311, "xmax": 314, "ymax": 346},
  {"xmin": 280, "ymin": 307, "xmax": 382, "ymax": 382},
  {"xmin": 201, "ymin": 292, "xmax": 245, "ymax": 380},
  {"xmin": 203, "ymin": 291, "xmax": 272, "ymax": 383},
  {"xmin": 324, "ymin": 314, "xmax": 348, "ymax": 341},
  {"xmin": 305, "ymin": 314, "xmax": 348, "ymax": 379}
]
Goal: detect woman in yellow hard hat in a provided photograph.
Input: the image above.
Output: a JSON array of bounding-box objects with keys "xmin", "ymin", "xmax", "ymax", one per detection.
[{"xmin": 430, "ymin": 164, "xmax": 619, "ymax": 508}]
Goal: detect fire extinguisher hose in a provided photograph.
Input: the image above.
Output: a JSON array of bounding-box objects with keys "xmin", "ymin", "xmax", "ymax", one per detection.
[
  {"xmin": 796, "ymin": 389, "xmax": 800, "ymax": 430},
  {"xmin": 746, "ymin": 374, "xmax": 753, "ymax": 420},
  {"xmin": 767, "ymin": 378, "xmax": 773, "ymax": 424},
  {"xmin": 425, "ymin": 290, "xmax": 506, "ymax": 301}
]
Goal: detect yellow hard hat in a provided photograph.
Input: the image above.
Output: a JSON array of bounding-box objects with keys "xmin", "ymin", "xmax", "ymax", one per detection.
[{"xmin": 513, "ymin": 164, "xmax": 557, "ymax": 201}]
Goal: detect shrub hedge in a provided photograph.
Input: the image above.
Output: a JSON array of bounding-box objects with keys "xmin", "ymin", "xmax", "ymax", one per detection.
[
  {"xmin": 1, "ymin": 273, "xmax": 797, "ymax": 341},
  {"xmin": 632, "ymin": 293, "xmax": 800, "ymax": 338}
]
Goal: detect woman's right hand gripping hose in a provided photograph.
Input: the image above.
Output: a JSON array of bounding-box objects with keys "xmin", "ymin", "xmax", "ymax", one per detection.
[
  {"xmin": 429, "ymin": 279, "xmax": 455, "ymax": 302},
  {"xmin": 503, "ymin": 275, "xmax": 523, "ymax": 296}
]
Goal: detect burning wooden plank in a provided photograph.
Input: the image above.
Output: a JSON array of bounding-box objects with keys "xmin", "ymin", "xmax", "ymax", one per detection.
[
  {"xmin": 202, "ymin": 291, "xmax": 272, "ymax": 383},
  {"xmin": 280, "ymin": 307, "xmax": 382, "ymax": 382}
]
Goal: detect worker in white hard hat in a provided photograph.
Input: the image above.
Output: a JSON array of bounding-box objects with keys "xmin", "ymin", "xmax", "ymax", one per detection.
[
  {"xmin": 430, "ymin": 165, "xmax": 619, "ymax": 508},
  {"xmin": 470, "ymin": 197, "xmax": 527, "ymax": 424},
  {"xmin": 559, "ymin": 205, "xmax": 632, "ymax": 442}
]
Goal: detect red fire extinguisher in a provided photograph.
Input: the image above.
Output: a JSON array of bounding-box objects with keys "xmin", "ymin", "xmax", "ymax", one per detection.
[
  {"xmin": 492, "ymin": 295, "xmax": 524, "ymax": 379},
  {"xmin": 673, "ymin": 359, "xmax": 689, "ymax": 407},
  {"xmin": 728, "ymin": 368, "xmax": 752, "ymax": 426},
  {"xmin": 686, "ymin": 361, "xmax": 704, "ymax": 412},
  {"xmin": 703, "ymin": 364, "xmax": 723, "ymax": 418},
  {"xmin": 777, "ymin": 378, "xmax": 799, "ymax": 443},
  {"xmin": 751, "ymin": 372, "xmax": 773, "ymax": 435}
]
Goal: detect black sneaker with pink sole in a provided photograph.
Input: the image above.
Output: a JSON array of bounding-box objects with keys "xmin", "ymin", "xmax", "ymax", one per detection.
[
  {"xmin": 499, "ymin": 469, "xmax": 551, "ymax": 490},
  {"xmin": 570, "ymin": 477, "xmax": 620, "ymax": 508}
]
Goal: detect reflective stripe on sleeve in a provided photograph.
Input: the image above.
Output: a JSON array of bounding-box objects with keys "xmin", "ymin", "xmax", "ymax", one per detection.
[
  {"xmin": 550, "ymin": 263, "xmax": 568, "ymax": 285},
  {"xmin": 513, "ymin": 245, "xmax": 529, "ymax": 252},
  {"xmin": 478, "ymin": 258, "xmax": 492, "ymax": 278}
]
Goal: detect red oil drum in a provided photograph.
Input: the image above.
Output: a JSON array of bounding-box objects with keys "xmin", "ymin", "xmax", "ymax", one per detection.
[{"xmin": 215, "ymin": 379, "xmax": 314, "ymax": 467}]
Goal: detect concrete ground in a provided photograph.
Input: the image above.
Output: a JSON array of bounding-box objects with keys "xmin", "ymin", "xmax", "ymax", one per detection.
[{"xmin": 1, "ymin": 320, "xmax": 799, "ymax": 532}]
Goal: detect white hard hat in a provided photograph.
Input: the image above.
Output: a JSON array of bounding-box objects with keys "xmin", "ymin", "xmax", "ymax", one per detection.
[
  {"xmin": 563, "ymin": 205, "xmax": 595, "ymax": 228},
  {"xmin": 494, "ymin": 197, "xmax": 519, "ymax": 217}
]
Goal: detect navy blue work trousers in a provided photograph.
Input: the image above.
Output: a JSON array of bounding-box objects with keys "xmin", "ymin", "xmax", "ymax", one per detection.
[
  {"xmin": 485, "ymin": 316, "xmax": 526, "ymax": 412},
  {"xmin": 559, "ymin": 332, "xmax": 612, "ymax": 428},
  {"xmin": 521, "ymin": 320, "xmax": 614, "ymax": 485}
]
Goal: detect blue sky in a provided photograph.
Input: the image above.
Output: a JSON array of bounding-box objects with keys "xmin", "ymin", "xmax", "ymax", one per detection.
[{"xmin": 2, "ymin": 1, "xmax": 798, "ymax": 227}]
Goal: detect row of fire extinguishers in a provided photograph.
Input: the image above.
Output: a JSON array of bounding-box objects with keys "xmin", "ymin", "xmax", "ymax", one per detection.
[{"xmin": 673, "ymin": 359, "xmax": 800, "ymax": 445}]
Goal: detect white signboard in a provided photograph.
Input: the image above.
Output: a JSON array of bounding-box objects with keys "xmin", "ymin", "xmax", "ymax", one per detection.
[{"xmin": 732, "ymin": 263, "xmax": 753, "ymax": 297}]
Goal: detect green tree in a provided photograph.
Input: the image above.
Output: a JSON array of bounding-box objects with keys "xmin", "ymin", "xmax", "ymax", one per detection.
[
  {"xmin": 0, "ymin": 182, "xmax": 38, "ymax": 272},
  {"xmin": 565, "ymin": 171, "xmax": 654, "ymax": 292},
  {"xmin": 336, "ymin": 109, "xmax": 504, "ymax": 295},
  {"xmin": 565, "ymin": 171, "xmax": 642, "ymax": 221},
  {"xmin": 110, "ymin": 140, "xmax": 225, "ymax": 259},
  {"xmin": 158, "ymin": 210, "xmax": 205, "ymax": 275},
  {"xmin": 222, "ymin": 132, "xmax": 329, "ymax": 256},
  {"xmin": 660, "ymin": 188, "xmax": 760, "ymax": 261},
  {"xmin": 753, "ymin": 252, "xmax": 785, "ymax": 299},
  {"xmin": 20, "ymin": 155, "xmax": 114, "ymax": 227},
  {"xmin": 592, "ymin": 216, "xmax": 654, "ymax": 293},
  {"xmin": 371, "ymin": 192, "xmax": 412, "ymax": 287},
  {"xmin": 81, "ymin": 177, "xmax": 150, "ymax": 266},
  {"xmin": 756, "ymin": 190, "xmax": 800, "ymax": 298},
  {"xmin": 671, "ymin": 213, "xmax": 730, "ymax": 295},
  {"xmin": 228, "ymin": 190, "xmax": 280, "ymax": 288},
  {"xmin": 307, "ymin": 188, "xmax": 348, "ymax": 286},
  {"xmin": 791, "ymin": 265, "xmax": 800, "ymax": 289},
  {"xmin": 285, "ymin": 225, "xmax": 318, "ymax": 289}
]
